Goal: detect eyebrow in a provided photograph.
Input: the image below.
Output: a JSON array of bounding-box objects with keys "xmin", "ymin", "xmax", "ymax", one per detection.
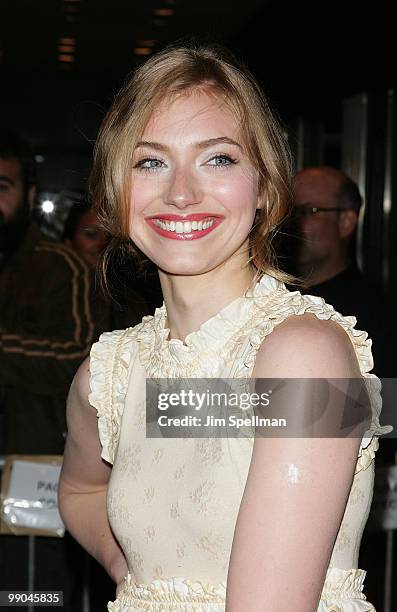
[
  {"xmin": 135, "ymin": 137, "xmax": 243, "ymax": 152},
  {"xmin": 0, "ymin": 176, "xmax": 14, "ymax": 186}
]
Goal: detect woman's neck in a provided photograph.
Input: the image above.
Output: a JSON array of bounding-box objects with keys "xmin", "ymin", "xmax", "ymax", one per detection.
[{"xmin": 159, "ymin": 263, "xmax": 257, "ymax": 344}]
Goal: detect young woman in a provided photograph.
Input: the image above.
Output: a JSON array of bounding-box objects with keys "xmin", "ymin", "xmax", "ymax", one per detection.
[
  {"xmin": 63, "ymin": 199, "xmax": 109, "ymax": 269},
  {"xmin": 58, "ymin": 44, "xmax": 392, "ymax": 611}
]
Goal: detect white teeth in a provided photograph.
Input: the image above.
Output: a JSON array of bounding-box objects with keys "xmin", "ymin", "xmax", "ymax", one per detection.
[{"xmin": 153, "ymin": 218, "xmax": 215, "ymax": 234}]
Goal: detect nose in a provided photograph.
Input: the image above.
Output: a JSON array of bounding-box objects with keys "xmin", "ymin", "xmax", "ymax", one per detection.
[{"xmin": 163, "ymin": 165, "xmax": 202, "ymax": 209}]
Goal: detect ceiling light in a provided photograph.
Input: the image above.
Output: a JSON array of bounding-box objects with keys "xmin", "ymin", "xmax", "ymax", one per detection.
[
  {"xmin": 152, "ymin": 8, "xmax": 174, "ymax": 16},
  {"xmin": 58, "ymin": 45, "xmax": 75, "ymax": 53},
  {"xmin": 58, "ymin": 54, "xmax": 74, "ymax": 63},
  {"xmin": 42, "ymin": 200, "xmax": 55, "ymax": 214},
  {"xmin": 134, "ymin": 47, "xmax": 152, "ymax": 56}
]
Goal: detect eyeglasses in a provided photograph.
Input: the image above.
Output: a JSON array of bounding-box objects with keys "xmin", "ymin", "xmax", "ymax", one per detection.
[{"xmin": 292, "ymin": 205, "xmax": 350, "ymax": 218}]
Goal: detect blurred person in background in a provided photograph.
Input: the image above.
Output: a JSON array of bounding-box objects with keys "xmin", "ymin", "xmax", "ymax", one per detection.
[
  {"xmin": 62, "ymin": 197, "xmax": 160, "ymax": 328},
  {"xmin": 63, "ymin": 197, "xmax": 112, "ymax": 334},
  {"xmin": 63, "ymin": 197, "xmax": 109, "ymax": 268},
  {"xmin": 288, "ymin": 166, "xmax": 394, "ymax": 380},
  {"xmin": 0, "ymin": 132, "xmax": 101, "ymax": 451},
  {"xmin": 287, "ymin": 165, "xmax": 396, "ymax": 610},
  {"xmin": 0, "ymin": 130, "xmax": 103, "ymax": 609}
]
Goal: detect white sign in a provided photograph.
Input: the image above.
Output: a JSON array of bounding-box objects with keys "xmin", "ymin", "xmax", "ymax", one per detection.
[{"xmin": 2, "ymin": 460, "xmax": 65, "ymax": 535}]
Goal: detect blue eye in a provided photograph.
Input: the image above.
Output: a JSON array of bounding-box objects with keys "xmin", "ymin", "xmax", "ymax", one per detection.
[
  {"xmin": 207, "ymin": 154, "xmax": 238, "ymax": 168},
  {"xmin": 134, "ymin": 158, "xmax": 166, "ymax": 172}
]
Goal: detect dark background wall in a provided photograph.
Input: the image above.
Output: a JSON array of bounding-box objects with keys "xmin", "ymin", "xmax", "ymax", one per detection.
[
  {"xmin": 1, "ymin": 0, "xmax": 394, "ymax": 178},
  {"xmin": 1, "ymin": 0, "xmax": 396, "ymax": 290}
]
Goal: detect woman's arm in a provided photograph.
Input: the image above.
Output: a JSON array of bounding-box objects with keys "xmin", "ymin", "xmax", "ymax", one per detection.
[
  {"xmin": 58, "ymin": 357, "xmax": 128, "ymax": 589},
  {"xmin": 226, "ymin": 313, "xmax": 363, "ymax": 612}
]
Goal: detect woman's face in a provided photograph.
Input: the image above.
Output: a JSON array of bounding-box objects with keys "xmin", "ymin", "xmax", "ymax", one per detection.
[
  {"xmin": 129, "ymin": 89, "xmax": 259, "ymax": 276},
  {"xmin": 71, "ymin": 209, "xmax": 108, "ymax": 268}
]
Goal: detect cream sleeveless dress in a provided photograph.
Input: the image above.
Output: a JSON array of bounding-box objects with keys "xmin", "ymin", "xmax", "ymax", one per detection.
[{"xmin": 88, "ymin": 273, "xmax": 392, "ymax": 612}]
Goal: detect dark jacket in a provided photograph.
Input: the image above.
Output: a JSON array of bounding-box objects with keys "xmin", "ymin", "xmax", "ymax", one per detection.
[
  {"xmin": 290, "ymin": 262, "xmax": 395, "ymax": 379},
  {"xmin": 0, "ymin": 223, "xmax": 108, "ymax": 453}
]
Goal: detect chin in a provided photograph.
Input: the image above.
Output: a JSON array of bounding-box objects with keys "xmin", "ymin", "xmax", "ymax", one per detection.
[
  {"xmin": 152, "ymin": 254, "xmax": 221, "ymax": 276},
  {"xmin": 156, "ymin": 262, "xmax": 212, "ymax": 276}
]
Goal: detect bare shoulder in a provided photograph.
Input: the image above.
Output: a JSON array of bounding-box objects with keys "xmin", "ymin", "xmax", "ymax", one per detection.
[
  {"xmin": 67, "ymin": 355, "xmax": 93, "ymax": 413},
  {"xmin": 253, "ymin": 312, "xmax": 362, "ymax": 378},
  {"xmin": 65, "ymin": 355, "xmax": 103, "ymax": 447}
]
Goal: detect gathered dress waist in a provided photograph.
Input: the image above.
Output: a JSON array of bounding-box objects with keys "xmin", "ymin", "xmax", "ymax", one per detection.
[{"xmin": 107, "ymin": 567, "xmax": 374, "ymax": 612}]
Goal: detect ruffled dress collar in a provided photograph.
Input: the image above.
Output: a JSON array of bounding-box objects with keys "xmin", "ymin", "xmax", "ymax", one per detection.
[{"xmin": 135, "ymin": 272, "xmax": 283, "ymax": 378}]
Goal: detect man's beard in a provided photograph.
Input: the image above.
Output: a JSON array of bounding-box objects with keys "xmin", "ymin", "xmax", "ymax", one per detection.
[{"xmin": 0, "ymin": 199, "xmax": 31, "ymax": 256}]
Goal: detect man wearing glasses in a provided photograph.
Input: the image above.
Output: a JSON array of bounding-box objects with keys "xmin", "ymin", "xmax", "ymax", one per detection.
[
  {"xmin": 290, "ymin": 166, "xmax": 395, "ymax": 609},
  {"xmin": 289, "ymin": 165, "xmax": 393, "ymax": 380},
  {"xmin": 292, "ymin": 165, "xmax": 361, "ymax": 289}
]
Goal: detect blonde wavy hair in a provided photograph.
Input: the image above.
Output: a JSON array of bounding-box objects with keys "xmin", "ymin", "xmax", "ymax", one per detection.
[{"xmin": 90, "ymin": 42, "xmax": 299, "ymax": 291}]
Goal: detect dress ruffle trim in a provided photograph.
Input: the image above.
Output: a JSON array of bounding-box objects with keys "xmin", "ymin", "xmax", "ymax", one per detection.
[
  {"xmin": 135, "ymin": 273, "xmax": 283, "ymax": 379},
  {"xmin": 107, "ymin": 568, "xmax": 375, "ymax": 611},
  {"xmin": 108, "ymin": 574, "xmax": 226, "ymax": 611},
  {"xmin": 318, "ymin": 568, "xmax": 375, "ymax": 611},
  {"xmin": 230, "ymin": 286, "xmax": 392, "ymax": 475},
  {"xmin": 88, "ymin": 328, "xmax": 136, "ymax": 464}
]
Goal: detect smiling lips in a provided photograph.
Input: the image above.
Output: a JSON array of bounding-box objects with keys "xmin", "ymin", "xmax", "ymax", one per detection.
[{"xmin": 145, "ymin": 213, "xmax": 224, "ymax": 240}]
